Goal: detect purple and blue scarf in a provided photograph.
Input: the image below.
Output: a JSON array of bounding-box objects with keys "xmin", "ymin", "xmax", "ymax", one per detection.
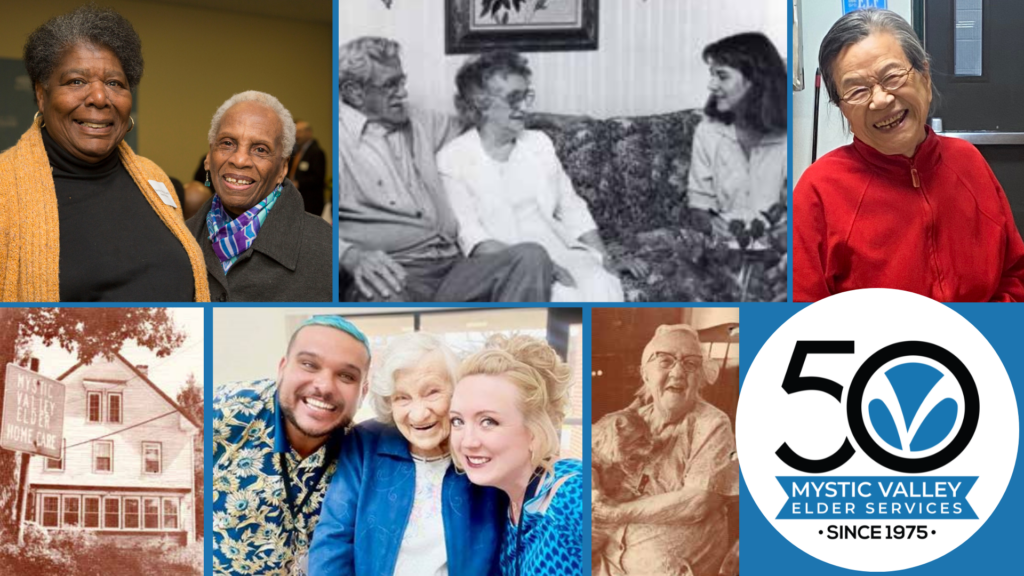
[{"xmin": 206, "ymin": 185, "xmax": 282, "ymax": 273}]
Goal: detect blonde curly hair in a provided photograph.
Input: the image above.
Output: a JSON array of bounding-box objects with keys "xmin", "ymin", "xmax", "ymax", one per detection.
[{"xmin": 457, "ymin": 334, "xmax": 572, "ymax": 473}]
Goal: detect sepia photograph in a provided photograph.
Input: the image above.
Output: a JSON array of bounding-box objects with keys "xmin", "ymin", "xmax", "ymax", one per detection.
[
  {"xmin": 591, "ymin": 307, "xmax": 739, "ymax": 576},
  {"xmin": 0, "ymin": 307, "xmax": 203, "ymax": 574},
  {"xmin": 339, "ymin": 0, "xmax": 788, "ymax": 302}
]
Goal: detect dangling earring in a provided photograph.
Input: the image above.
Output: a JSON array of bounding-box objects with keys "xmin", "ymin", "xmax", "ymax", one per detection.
[
  {"xmin": 126, "ymin": 116, "xmax": 135, "ymax": 133},
  {"xmin": 204, "ymin": 170, "xmax": 211, "ymax": 187},
  {"xmin": 33, "ymin": 111, "xmax": 45, "ymax": 128}
]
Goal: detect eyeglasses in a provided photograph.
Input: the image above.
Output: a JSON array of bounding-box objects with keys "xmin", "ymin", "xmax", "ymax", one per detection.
[
  {"xmin": 488, "ymin": 88, "xmax": 536, "ymax": 111},
  {"xmin": 646, "ymin": 353, "xmax": 704, "ymax": 374},
  {"xmin": 840, "ymin": 68, "xmax": 913, "ymax": 106},
  {"xmin": 368, "ymin": 74, "xmax": 407, "ymax": 95}
]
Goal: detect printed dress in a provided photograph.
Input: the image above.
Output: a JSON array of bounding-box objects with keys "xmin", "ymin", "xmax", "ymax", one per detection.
[{"xmin": 500, "ymin": 458, "xmax": 583, "ymax": 575}]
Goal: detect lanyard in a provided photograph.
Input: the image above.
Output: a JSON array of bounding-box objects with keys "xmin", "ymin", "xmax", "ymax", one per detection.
[{"xmin": 277, "ymin": 449, "xmax": 333, "ymax": 527}]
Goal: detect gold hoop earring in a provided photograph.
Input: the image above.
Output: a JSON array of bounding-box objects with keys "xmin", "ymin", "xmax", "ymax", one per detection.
[
  {"xmin": 127, "ymin": 116, "xmax": 135, "ymax": 133},
  {"xmin": 33, "ymin": 111, "xmax": 45, "ymax": 128}
]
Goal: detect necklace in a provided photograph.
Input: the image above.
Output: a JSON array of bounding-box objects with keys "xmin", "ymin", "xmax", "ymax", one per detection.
[{"xmin": 411, "ymin": 452, "xmax": 450, "ymax": 463}]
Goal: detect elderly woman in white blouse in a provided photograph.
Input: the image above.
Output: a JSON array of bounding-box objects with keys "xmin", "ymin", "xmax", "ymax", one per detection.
[{"xmin": 437, "ymin": 51, "xmax": 638, "ymax": 302}]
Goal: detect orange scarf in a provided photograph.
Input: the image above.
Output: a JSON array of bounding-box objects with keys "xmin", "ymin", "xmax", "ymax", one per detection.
[{"xmin": 0, "ymin": 119, "xmax": 211, "ymax": 302}]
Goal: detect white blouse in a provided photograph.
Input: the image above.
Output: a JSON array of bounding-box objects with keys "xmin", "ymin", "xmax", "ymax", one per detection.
[
  {"xmin": 687, "ymin": 119, "xmax": 787, "ymax": 223},
  {"xmin": 394, "ymin": 456, "xmax": 451, "ymax": 576}
]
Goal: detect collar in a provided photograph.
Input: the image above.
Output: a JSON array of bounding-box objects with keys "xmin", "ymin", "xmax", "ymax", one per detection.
[
  {"xmin": 187, "ymin": 179, "xmax": 306, "ymax": 289},
  {"xmin": 852, "ymin": 125, "xmax": 941, "ymax": 175},
  {"xmin": 273, "ymin": 390, "xmax": 291, "ymax": 454},
  {"xmin": 340, "ymin": 103, "xmax": 412, "ymax": 142},
  {"xmin": 340, "ymin": 103, "xmax": 370, "ymax": 143},
  {"xmin": 377, "ymin": 424, "xmax": 415, "ymax": 460},
  {"xmin": 706, "ymin": 120, "xmax": 787, "ymax": 148}
]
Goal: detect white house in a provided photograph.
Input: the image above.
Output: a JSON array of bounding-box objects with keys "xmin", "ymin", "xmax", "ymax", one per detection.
[{"xmin": 24, "ymin": 354, "xmax": 199, "ymax": 546}]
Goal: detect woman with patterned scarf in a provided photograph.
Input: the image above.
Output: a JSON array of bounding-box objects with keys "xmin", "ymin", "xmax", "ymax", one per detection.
[{"xmin": 186, "ymin": 91, "xmax": 333, "ymax": 302}]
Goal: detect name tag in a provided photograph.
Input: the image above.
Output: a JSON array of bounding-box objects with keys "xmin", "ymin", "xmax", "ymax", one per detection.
[{"xmin": 149, "ymin": 180, "xmax": 178, "ymax": 208}]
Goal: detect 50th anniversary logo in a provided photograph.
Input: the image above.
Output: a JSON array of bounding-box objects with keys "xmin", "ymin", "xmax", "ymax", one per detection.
[{"xmin": 737, "ymin": 290, "xmax": 1019, "ymax": 571}]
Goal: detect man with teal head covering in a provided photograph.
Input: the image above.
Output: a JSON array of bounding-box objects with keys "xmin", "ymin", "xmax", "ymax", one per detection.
[{"xmin": 212, "ymin": 315, "xmax": 372, "ymax": 575}]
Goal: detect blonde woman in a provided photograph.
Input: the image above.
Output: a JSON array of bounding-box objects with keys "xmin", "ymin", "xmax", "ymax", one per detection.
[{"xmin": 449, "ymin": 335, "xmax": 583, "ymax": 575}]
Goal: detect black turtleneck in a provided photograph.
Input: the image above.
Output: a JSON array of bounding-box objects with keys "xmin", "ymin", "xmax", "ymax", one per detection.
[{"xmin": 42, "ymin": 128, "xmax": 195, "ymax": 302}]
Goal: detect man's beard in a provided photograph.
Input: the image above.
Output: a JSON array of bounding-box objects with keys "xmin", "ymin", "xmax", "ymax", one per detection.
[{"xmin": 280, "ymin": 398, "xmax": 353, "ymax": 439}]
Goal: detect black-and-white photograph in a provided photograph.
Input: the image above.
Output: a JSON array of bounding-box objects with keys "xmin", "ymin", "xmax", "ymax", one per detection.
[
  {"xmin": 591, "ymin": 307, "xmax": 739, "ymax": 576},
  {"xmin": 339, "ymin": 1, "xmax": 788, "ymax": 302},
  {"xmin": 0, "ymin": 308, "xmax": 203, "ymax": 574}
]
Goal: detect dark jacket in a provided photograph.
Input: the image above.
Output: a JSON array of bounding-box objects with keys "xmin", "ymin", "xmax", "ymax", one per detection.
[
  {"xmin": 307, "ymin": 420, "xmax": 505, "ymax": 576},
  {"xmin": 291, "ymin": 138, "xmax": 327, "ymax": 215},
  {"xmin": 186, "ymin": 179, "xmax": 332, "ymax": 302}
]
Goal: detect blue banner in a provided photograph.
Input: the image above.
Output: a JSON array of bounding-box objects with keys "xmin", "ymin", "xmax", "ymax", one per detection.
[
  {"xmin": 776, "ymin": 476, "xmax": 978, "ymax": 519},
  {"xmin": 844, "ymin": 0, "xmax": 888, "ymax": 15}
]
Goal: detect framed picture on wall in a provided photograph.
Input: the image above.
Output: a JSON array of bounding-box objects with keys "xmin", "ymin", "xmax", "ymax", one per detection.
[{"xmin": 445, "ymin": 0, "xmax": 599, "ymax": 54}]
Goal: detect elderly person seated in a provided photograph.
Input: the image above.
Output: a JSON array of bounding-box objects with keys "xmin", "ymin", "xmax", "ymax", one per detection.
[
  {"xmin": 592, "ymin": 325, "xmax": 738, "ymax": 576},
  {"xmin": 438, "ymin": 51, "xmax": 648, "ymax": 302},
  {"xmin": 0, "ymin": 5, "xmax": 209, "ymax": 302},
  {"xmin": 793, "ymin": 8, "xmax": 1024, "ymax": 301},
  {"xmin": 186, "ymin": 91, "xmax": 332, "ymax": 302},
  {"xmin": 339, "ymin": 36, "xmax": 553, "ymax": 303},
  {"xmin": 308, "ymin": 333, "xmax": 504, "ymax": 575}
]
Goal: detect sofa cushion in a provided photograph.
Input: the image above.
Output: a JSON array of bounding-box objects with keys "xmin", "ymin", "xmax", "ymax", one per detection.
[{"xmin": 540, "ymin": 110, "xmax": 787, "ymax": 302}]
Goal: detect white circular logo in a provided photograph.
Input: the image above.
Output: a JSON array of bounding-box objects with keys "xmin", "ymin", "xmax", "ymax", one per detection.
[{"xmin": 737, "ymin": 289, "xmax": 1018, "ymax": 571}]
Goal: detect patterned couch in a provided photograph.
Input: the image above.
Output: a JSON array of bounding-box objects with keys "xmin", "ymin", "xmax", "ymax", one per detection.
[
  {"xmin": 540, "ymin": 109, "xmax": 787, "ymax": 302},
  {"xmin": 339, "ymin": 110, "xmax": 787, "ymax": 302}
]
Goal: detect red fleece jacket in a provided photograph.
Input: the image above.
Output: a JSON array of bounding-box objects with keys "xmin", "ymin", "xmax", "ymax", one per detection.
[{"xmin": 794, "ymin": 127, "xmax": 1024, "ymax": 302}]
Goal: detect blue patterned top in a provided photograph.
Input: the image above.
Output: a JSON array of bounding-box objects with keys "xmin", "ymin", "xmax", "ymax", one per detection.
[
  {"xmin": 211, "ymin": 379, "xmax": 342, "ymax": 575},
  {"xmin": 500, "ymin": 459, "xmax": 583, "ymax": 575}
]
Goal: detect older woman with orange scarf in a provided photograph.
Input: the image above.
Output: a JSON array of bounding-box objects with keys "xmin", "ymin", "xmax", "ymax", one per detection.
[{"xmin": 0, "ymin": 6, "xmax": 208, "ymax": 302}]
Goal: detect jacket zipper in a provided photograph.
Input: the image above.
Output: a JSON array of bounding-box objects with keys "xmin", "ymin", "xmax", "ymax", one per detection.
[{"xmin": 910, "ymin": 157, "xmax": 947, "ymax": 299}]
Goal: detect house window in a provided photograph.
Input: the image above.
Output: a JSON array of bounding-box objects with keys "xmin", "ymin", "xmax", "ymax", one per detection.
[
  {"xmin": 162, "ymin": 499, "xmax": 179, "ymax": 530},
  {"xmin": 103, "ymin": 498, "xmax": 120, "ymax": 528},
  {"xmin": 143, "ymin": 497, "xmax": 160, "ymax": 529},
  {"xmin": 93, "ymin": 441, "xmax": 113, "ymax": 473},
  {"xmin": 87, "ymin": 392, "xmax": 102, "ymax": 422},
  {"xmin": 45, "ymin": 439, "xmax": 65, "ymax": 471},
  {"xmin": 41, "ymin": 495, "xmax": 59, "ymax": 528},
  {"xmin": 124, "ymin": 497, "xmax": 141, "ymax": 529},
  {"xmin": 62, "ymin": 496, "xmax": 80, "ymax": 527},
  {"xmin": 108, "ymin": 393, "xmax": 122, "ymax": 424},
  {"xmin": 142, "ymin": 442, "xmax": 161, "ymax": 474},
  {"xmin": 83, "ymin": 496, "xmax": 100, "ymax": 528}
]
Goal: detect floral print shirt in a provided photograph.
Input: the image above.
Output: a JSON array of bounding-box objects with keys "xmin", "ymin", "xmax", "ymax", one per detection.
[{"xmin": 211, "ymin": 379, "xmax": 341, "ymax": 575}]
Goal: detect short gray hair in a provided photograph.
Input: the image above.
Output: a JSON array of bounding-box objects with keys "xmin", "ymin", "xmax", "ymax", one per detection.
[
  {"xmin": 24, "ymin": 5, "xmax": 144, "ymax": 104},
  {"xmin": 207, "ymin": 91, "xmax": 296, "ymax": 156},
  {"xmin": 819, "ymin": 8, "xmax": 930, "ymax": 106},
  {"xmin": 368, "ymin": 333, "xmax": 460, "ymax": 424},
  {"xmin": 339, "ymin": 36, "xmax": 401, "ymax": 105},
  {"xmin": 454, "ymin": 50, "xmax": 533, "ymax": 128}
]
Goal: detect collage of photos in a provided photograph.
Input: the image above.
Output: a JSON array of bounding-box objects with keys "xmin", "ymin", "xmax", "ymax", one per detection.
[{"xmin": 0, "ymin": 0, "xmax": 1020, "ymax": 575}]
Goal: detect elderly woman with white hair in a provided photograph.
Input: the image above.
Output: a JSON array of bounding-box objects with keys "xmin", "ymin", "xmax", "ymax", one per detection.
[
  {"xmin": 592, "ymin": 324, "xmax": 739, "ymax": 576},
  {"xmin": 308, "ymin": 332, "xmax": 505, "ymax": 576},
  {"xmin": 186, "ymin": 90, "xmax": 332, "ymax": 302}
]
